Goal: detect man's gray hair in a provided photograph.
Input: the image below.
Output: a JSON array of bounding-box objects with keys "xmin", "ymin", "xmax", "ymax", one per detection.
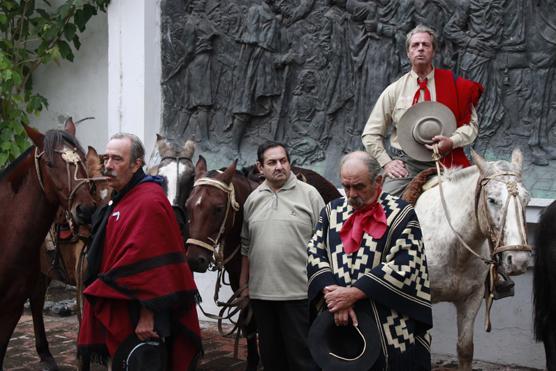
[
  {"xmin": 406, "ymin": 24, "xmax": 438, "ymax": 52},
  {"xmin": 110, "ymin": 132, "xmax": 145, "ymax": 166},
  {"xmin": 340, "ymin": 151, "xmax": 382, "ymax": 182}
]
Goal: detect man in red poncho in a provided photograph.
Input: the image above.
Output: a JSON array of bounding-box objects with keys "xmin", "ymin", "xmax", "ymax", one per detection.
[
  {"xmin": 77, "ymin": 133, "xmax": 201, "ymax": 370},
  {"xmin": 362, "ymin": 24, "xmax": 484, "ymax": 196}
]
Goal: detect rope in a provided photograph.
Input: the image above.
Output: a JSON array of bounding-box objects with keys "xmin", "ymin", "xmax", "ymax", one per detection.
[
  {"xmin": 432, "ymin": 146, "xmax": 494, "ymax": 265},
  {"xmin": 329, "ymin": 325, "xmax": 367, "ymax": 361}
]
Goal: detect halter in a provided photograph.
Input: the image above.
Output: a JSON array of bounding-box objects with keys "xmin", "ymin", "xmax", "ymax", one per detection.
[
  {"xmin": 475, "ymin": 172, "xmax": 532, "ymax": 258},
  {"xmin": 34, "ymin": 146, "xmax": 107, "ymax": 233},
  {"xmin": 185, "ymin": 176, "xmax": 240, "ymax": 268}
]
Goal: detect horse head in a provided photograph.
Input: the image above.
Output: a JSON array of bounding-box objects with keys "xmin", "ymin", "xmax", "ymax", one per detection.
[
  {"xmin": 86, "ymin": 146, "xmax": 111, "ymax": 205},
  {"xmin": 185, "ymin": 155, "xmax": 239, "ymax": 272},
  {"xmin": 472, "ymin": 148, "xmax": 531, "ymax": 275},
  {"xmin": 24, "ymin": 119, "xmax": 96, "ymax": 228},
  {"xmin": 148, "ymin": 134, "xmax": 196, "ymax": 239}
]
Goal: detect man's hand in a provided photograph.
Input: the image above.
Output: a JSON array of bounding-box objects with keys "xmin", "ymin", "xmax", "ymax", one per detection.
[
  {"xmin": 383, "ymin": 159, "xmax": 408, "ymax": 179},
  {"xmin": 135, "ymin": 307, "xmax": 159, "ymax": 341},
  {"xmin": 425, "ymin": 135, "xmax": 453, "ymax": 156},
  {"xmin": 323, "ymin": 285, "xmax": 366, "ymax": 312},
  {"xmin": 333, "ymin": 307, "xmax": 359, "ymax": 327}
]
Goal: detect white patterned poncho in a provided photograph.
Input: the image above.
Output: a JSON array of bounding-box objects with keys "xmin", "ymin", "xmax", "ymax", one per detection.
[{"xmin": 307, "ymin": 193, "xmax": 432, "ymax": 370}]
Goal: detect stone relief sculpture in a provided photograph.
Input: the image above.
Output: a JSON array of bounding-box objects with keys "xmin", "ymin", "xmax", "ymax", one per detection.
[{"xmin": 161, "ymin": 0, "xmax": 556, "ymax": 197}]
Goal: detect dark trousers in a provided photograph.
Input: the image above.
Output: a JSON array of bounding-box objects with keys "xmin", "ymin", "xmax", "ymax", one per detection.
[{"xmin": 251, "ymin": 299, "xmax": 319, "ymax": 371}]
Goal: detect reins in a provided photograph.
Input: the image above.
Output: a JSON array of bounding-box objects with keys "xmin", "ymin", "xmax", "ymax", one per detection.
[
  {"xmin": 432, "ymin": 145, "xmax": 531, "ymax": 331},
  {"xmin": 432, "ymin": 148, "xmax": 494, "ymax": 265}
]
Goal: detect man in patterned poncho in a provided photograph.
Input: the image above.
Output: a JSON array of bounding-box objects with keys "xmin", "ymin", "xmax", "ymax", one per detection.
[{"xmin": 307, "ymin": 151, "xmax": 432, "ymax": 370}]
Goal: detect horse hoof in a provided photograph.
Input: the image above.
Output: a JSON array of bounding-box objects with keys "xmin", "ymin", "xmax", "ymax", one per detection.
[{"xmin": 39, "ymin": 358, "xmax": 59, "ymax": 371}]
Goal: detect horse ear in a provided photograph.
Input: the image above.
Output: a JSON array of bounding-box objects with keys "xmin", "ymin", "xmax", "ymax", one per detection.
[
  {"xmin": 183, "ymin": 139, "xmax": 196, "ymax": 159},
  {"xmin": 471, "ymin": 149, "xmax": 488, "ymax": 174},
  {"xmin": 511, "ymin": 148, "xmax": 523, "ymax": 173},
  {"xmin": 156, "ymin": 134, "xmax": 169, "ymax": 153},
  {"xmin": 195, "ymin": 155, "xmax": 207, "ymax": 179},
  {"xmin": 23, "ymin": 124, "xmax": 45, "ymax": 149},
  {"xmin": 86, "ymin": 146, "xmax": 101, "ymax": 174},
  {"xmin": 64, "ymin": 117, "xmax": 76, "ymax": 136},
  {"xmin": 221, "ymin": 160, "xmax": 237, "ymax": 184}
]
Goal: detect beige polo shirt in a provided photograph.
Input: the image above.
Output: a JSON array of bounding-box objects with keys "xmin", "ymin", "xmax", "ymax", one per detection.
[
  {"xmin": 361, "ymin": 69, "xmax": 479, "ymax": 167},
  {"xmin": 241, "ymin": 173, "xmax": 325, "ymax": 300}
]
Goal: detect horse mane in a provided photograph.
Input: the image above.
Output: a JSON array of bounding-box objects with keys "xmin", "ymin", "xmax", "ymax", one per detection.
[
  {"xmin": 440, "ymin": 165, "xmax": 478, "ymax": 183},
  {"xmin": 0, "ymin": 146, "xmax": 33, "ymax": 181},
  {"xmin": 533, "ymin": 201, "xmax": 556, "ymax": 341},
  {"xmin": 43, "ymin": 130, "xmax": 85, "ymax": 164}
]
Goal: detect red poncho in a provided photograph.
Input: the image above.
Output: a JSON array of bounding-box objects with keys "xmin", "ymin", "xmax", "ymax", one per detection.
[
  {"xmin": 435, "ymin": 68, "xmax": 484, "ymax": 168},
  {"xmin": 78, "ymin": 180, "xmax": 201, "ymax": 370}
]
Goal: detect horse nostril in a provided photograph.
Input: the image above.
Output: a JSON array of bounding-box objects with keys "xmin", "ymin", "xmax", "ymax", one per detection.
[
  {"xmin": 76, "ymin": 204, "xmax": 95, "ymax": 224},
  {"xmin": 506, "ymin": 255, "xmax": 513, "ymax": 267},
  {"xmin": 198, "ymin": 256, "xmax": 209, "ymax": 270}
]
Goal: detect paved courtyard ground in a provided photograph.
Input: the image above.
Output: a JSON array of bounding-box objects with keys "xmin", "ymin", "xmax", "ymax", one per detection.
[{"xmin": 4, "ymin": 311, "xmax": 541, "ymax": 371}]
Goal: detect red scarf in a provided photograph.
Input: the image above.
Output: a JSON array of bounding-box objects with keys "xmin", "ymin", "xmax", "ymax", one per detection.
[
  {"xmin": 434, "ymin": 69, "xmax": 484, "ymax": 168},
  {"xmin": 340, "ymin": 189, "xmax": 387, "ymax": 254}
]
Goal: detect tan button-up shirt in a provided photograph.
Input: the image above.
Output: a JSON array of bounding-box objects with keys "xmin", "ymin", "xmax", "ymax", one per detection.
[{"xmin": 361, "ymin": 69, "xmax": 479, "ymax": 167}]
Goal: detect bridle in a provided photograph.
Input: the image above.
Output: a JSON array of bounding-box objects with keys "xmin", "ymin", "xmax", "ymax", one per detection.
[
  {"xmin": 475, "ymin": 172, "xmax": 531, "ymax": 258},
  {"xmin": 185, "ymin": 176, "xmax": 241, "ymax": 269},
  {"xmin": 432, "ymin": 146, "xmax": 531, "ymax": 331},
  {"xmin": 34, "ymin": 145, "xmax": 106, "ymax": 233}
]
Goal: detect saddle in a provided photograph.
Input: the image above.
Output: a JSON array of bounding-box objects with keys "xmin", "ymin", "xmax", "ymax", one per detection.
[{"xmin": 400, "ymin": 167, "xmax": 438, "ymax": 205}]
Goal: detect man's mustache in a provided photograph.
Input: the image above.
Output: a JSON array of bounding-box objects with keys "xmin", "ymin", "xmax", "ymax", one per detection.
[
  {"xmin": 103, "ymin": 169, "xmax": 117, "ymax": 177},
  {"xmin": 348, "ymin": 197, "xmax": 363, "ymax": 208}
]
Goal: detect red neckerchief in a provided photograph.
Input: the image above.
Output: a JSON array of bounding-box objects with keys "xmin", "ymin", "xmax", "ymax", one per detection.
[
  {"xmin": 412, "ymin": 77, "xmax": 432, "ymax": 105},
  {"xmin": 340, "ymin": 188, "xmax": 387, "ymax": 254}
]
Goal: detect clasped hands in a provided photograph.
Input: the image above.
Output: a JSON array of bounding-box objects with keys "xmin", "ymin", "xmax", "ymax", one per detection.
[{"xmin": 323, "ymin": 285, "xmax": 366, "ymax": 327}]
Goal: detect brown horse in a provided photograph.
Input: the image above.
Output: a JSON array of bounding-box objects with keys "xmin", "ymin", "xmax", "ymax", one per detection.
[
  {"xmin": 27, "ymin": 146, "xmax": 110, "ymax": 371},
  {"xmin": 0, "ymin": 122, "xmax": 97, "ymax": 368},
  {"xmin": 185, "ymin": 156, "xmax": 341, "ymax": 370}
]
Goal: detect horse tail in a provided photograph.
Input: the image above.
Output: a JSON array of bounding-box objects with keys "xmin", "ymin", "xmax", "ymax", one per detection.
[{"xmin": 533, "ymin": 200, "xmax": 556, "ymax": 341}]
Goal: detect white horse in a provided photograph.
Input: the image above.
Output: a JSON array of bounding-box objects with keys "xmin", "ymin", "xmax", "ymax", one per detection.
[{"xmin": 415, "ymin": 149, "xmax": 531, "ymax": 370}]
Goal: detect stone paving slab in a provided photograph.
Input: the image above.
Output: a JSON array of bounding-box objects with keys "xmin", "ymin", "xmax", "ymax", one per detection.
[{"xmin": 4, "ymin": 312, "xmax": 541, "ymax": 371}]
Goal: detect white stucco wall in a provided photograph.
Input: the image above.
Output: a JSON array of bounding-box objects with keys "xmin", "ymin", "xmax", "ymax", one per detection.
[{"xmin": 31, "ymin": 9, "xmax": 108, "ymax": 153}]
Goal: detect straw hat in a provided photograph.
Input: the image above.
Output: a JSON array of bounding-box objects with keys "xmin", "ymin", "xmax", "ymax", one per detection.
[{"xmin": 398, "ymin": 101, "xmax": 457, "ymax": 161}]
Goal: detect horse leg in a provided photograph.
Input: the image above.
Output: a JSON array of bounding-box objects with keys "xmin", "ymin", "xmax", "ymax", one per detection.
[
  {"xmin": 454, "ymin": 288, "xmax": 484, "ymax": 371},
  {"xmin": 0, "ymin": 300, "xmax": 26, "ymax": 370},
  {"xmin": 29, "ymin": 274, "xmax": 59, "ymax": 370}
]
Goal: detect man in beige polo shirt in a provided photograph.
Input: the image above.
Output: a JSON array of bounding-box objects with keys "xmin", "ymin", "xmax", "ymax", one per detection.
[{"xmin": 239, "ymin": 141, "xmax": 324, "ymax": 371}]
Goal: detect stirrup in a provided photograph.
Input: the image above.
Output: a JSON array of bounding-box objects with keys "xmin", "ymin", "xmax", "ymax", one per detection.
[{"xmin": 493, "ymin": 269, "xmax": 515, "ymax": 300}]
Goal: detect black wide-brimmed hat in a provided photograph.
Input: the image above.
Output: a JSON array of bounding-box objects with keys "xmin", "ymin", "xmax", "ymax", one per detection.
[
  {"xmin": 112, "ymin": 335, "xmax": 167, "ymax": 371},
  {"xmin": 308, "ymin": 301, "xmax": 380, "ymax": 371},
  {"xmin": 398, "ymin": 101, "xmax": 457, "ymax": 161}
]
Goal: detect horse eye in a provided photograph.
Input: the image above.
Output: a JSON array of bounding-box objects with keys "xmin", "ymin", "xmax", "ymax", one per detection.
[
  {"xmin": 214, "ymin": 206, "xmax": 225, "ymax": 214},
  {"xmin": 487, "ymin": 197, "xmax": 497, "ymax": 205}
]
